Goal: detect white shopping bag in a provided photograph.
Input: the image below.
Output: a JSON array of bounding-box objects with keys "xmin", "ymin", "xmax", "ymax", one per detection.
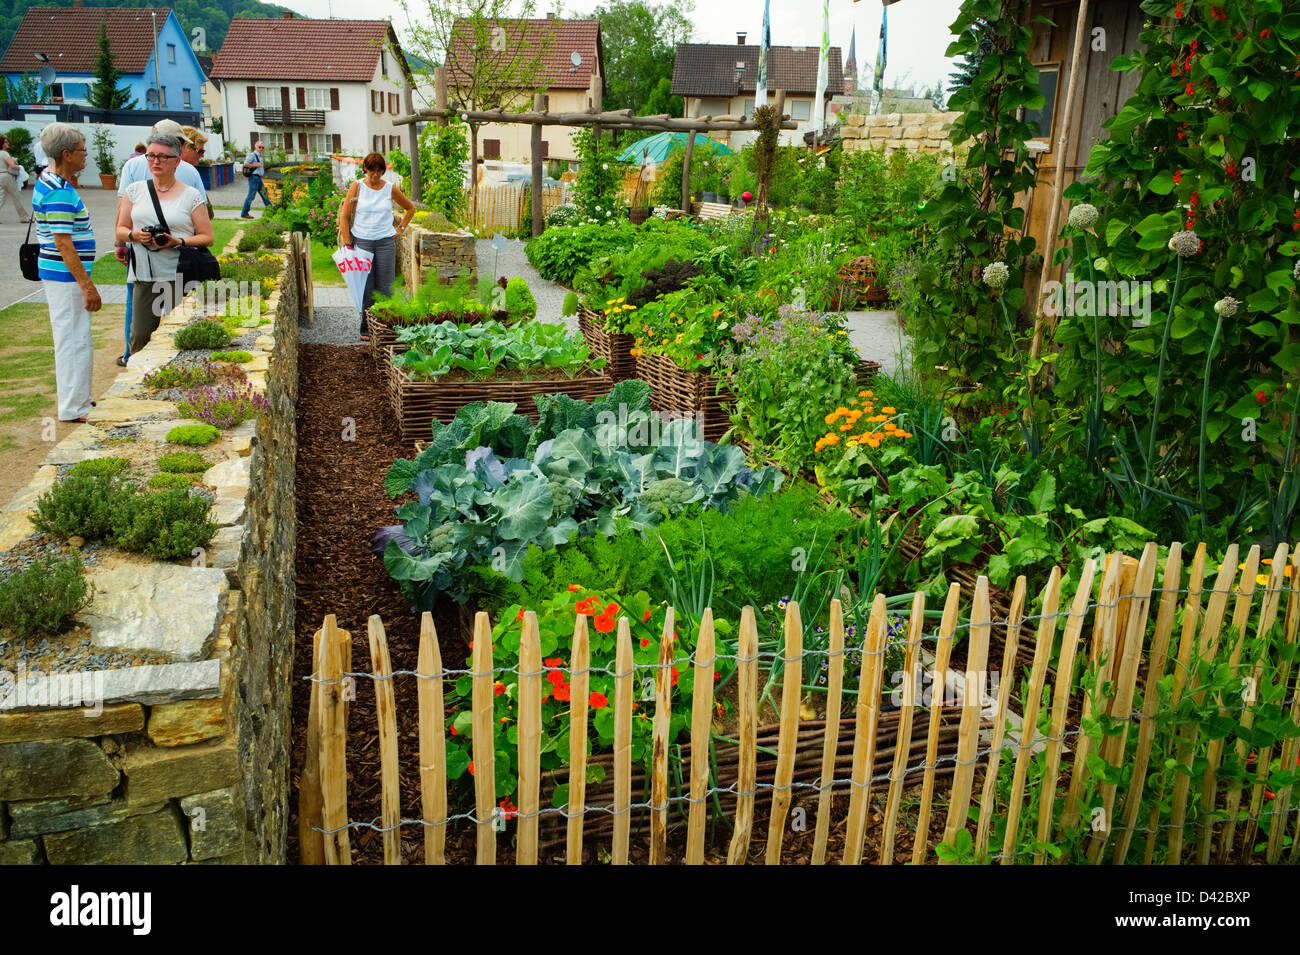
[{"xmin": 332, "ymin": 244, "xmax": 374, "ymax": 315}]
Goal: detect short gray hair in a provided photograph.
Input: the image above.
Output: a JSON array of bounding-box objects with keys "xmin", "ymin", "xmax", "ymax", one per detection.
[
  {"xmin": 146, "ymin": 133, "xmax": 182, "ymax": 157},
  {"xmin": 40, "ymin": 123, "xmax": 84, "ymax": 162}
]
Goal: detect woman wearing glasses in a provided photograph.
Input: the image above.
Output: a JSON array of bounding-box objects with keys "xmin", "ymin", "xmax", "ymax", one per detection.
[
  {"xmin": 33, "ymin": 123, "xmax": 99, "ymax": 423},
  {"xmin": 114, "ymin": 132, "xmax": 213, "ymax": 357}
]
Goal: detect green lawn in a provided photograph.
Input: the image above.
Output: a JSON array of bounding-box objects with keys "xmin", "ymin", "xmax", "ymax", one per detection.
[{"xmin": 310, "ymin": 237, "xmax": 345, "ymax": 288}]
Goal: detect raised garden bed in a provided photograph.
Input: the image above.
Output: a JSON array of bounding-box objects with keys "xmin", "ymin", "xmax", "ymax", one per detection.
[
  {"xmin": 635, "ymin": 352, "xmax": 735, "ymax": 444},
  {"xmin": 577, "ymin": 304, "xmax": 636, "ymax": 383},
  {"xmin": 385, "ymin": 351, "xmax": 615, "ymax": 444},
  {"xmin": 365, "ymin": 310, "xmax": 487, "ymax": 370}
]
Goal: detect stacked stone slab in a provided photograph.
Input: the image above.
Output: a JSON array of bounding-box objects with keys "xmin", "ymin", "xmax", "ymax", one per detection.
[
  {"xmin": 839, "ymin": 110, "xmax": 965, "ymax": 158},
  {"xmin": 397, "ymin": 221, "xmax": 478, "ymax": 293},
  {"xmin": 0, "ymin": 235, "xmax": 300, "ymax": 865}
]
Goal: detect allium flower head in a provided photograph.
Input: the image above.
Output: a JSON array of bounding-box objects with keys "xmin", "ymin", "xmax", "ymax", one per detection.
[
  {"xmin": 982, "ymin": 261, "xmax": 1010, "ymax": 289},
  {"xmin": 1213, "ymin": 295, "xmax": 1239, "ymax": 318},
  {"xmin": 1068, "ymin": 203, "xmax": 1099, "ymax": 231},
  {"xmin": 1293, "ymin": 260, "xmax": 1300, "ymax": 282},
  {"xmin": 1094, "ymin": 257, "xmax": 1110, "ymax": 273},
  {"xmin": 1168, "ymin": 230, "xmax": 1201, "ymax": 256}
]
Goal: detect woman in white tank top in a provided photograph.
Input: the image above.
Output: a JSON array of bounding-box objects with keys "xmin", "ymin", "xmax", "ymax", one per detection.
[{"xmin": 338, "ymin": 152, "xmax": 415, "ymax": 340}]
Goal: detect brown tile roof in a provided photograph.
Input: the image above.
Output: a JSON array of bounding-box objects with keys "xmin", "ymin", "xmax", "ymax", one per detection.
[
  {"xmin": 445, "ymin": 18, "xmax": 603, "ymax": 93},
  {"xmin": 0, "ymin": 6, "xmax": 174, "ymax": 75},
  {"xmin": 210, "ymin": 18, "xmax": 409, "ymax": 83},
  {"xmin": 671, "ymin": 43, "xmax": 845, "ymax": 99}
]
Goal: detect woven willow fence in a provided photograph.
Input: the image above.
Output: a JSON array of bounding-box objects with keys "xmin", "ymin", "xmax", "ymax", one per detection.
[
  {"xmin": 300, "ymin": 541, "xmax": 1300, "ymax": 865},
  {"xmin": 467, "ymin": 184, "xmax": 569, "ymax": 233}
]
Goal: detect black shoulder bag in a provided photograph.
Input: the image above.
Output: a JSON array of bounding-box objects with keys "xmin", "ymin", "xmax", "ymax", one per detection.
[
  {"xmin": 145, "ymin": 180, "xmax": 221, "ymax": 287},
  {"xmin": 19, "ymin": 216, "xmax": 40, "ymax": 281}
]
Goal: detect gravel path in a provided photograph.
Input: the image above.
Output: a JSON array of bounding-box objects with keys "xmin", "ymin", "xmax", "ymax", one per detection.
[
  {"xmin": 476, "ymin": 237, "xmax": 575, "ymax": 332},
  {"xmin": 844, "ymin": 309, "xmax": 910, "ymax": 379}
]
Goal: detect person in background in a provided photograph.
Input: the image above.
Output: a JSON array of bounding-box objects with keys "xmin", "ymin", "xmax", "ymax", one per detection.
[
  {"xmin": 31, "ymin": 137, "xmax": 47, "ymax": 182},
  {"xmin": 240, "ymin": 141, "xmax": 270, "ymax": 218},
  {"xmin": 131, "ymin": 142, "xmax": 146, "ymax": 159},
  {"xmin": 0, "ymin": 134, "xmax": 31, "ymax": 222},
  {"xmin": 33, "ymin": 123, "xmax": 99, "ymax": 423},
  {"xmin": 114, "ymin": 120, "xmax": 207, "ymax": 366},
  {"xmin": 116, "ymin": 133, "xmax": 213, "ymax": 357},
  {"xmin": 337, "ymin": 152, "xmax": 414, "ymax": 341}
]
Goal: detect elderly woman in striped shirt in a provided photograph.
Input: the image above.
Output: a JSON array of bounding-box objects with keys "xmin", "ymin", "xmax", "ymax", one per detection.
[{"xmin": 33, "ymin": 123, "xmax": 100, "ymax": 423}]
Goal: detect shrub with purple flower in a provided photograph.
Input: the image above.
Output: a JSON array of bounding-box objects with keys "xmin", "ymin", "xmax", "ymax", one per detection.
[{"xmin": 176, "ymin": 381, "xmax": 270, "ymax": 430}]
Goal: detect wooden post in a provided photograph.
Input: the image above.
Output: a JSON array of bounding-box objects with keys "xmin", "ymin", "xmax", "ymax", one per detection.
[
  {"xmin": 843, "ymin": 594, "xmax": 889, "ymax": 865},
  {"xmin": 471, "ymin": 612, "xmax": 496, "ymax": 864},
  {"xmin": 974, "ymin": 576, "xmax": 1027, "ymax": 862},
  {"xmin": 531, "ymin": 93, "xmax": 547, "ymax": 238},
  {"xmin": 404, "ymin": 84, "xmax": 421, "ymax": 202},
  {"xmin": 765, "ymin": 600, "xmax": 804, "ymax": 864},
  {"xmin": 940, "ymin": 579, "xmax": 992, "ymax": 862},
  {"xmin": 589, "ymin": 73, "xmax": 603, "ymax": 181},
  {"xmin": 649, "ymin": 607, "xmax": 674, "ymax": 865},
  {"xmin": 685, "ymin": 609, "xmax": 716, "ymax": 865},
  {"xmin": 881, "ymin": 591, "xmax": 927, "ymax": 865},
  {"xmin": 298, "ymin": 626, "xmax": 325, "ymax": 865},
  {"xmin": 434, "ymin": 66, "xmax": 448, "ymax": 129},
  {"xmin": 727, "ymin": 607, "xmax": 759, "ymax": 864},
  {"xmin": 415, "ymin": 612, "xmax": 446, "ymax": 865},
  {"xmin": 367, "ymin": 615, "xmax": 401, "ymax": 865},
  {"xmin": 681, "ymin": 101, "xmax": 700, "ymax": 211},
  {"xmin": 810, "ymin": 600, "xmax": 845, "ymax": 865},
  {"xmin": 911, "ymin": 584, "xmax": 961, "ymax": 865},
  {"xmin": 318, "ymin": 615, "xmax": 351, "ymax": 865},
  {"xmin": 612, "ymin": 619, "xmax": 634, "ymax": 865},
  {"xmin": 1029, "ymin": 0, "xmax": 1092, "ymax": 379},
  {"xmin": 566, "ymin": 614, "xmax": 591, "ymax": 865},
  {"xmin": 517, "ymin": 611, "xmax": 542, "ymax": 865}
]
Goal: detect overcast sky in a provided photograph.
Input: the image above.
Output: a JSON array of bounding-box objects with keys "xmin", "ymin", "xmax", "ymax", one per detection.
[{"xmin": 276, "ymin": 0, "xmax": 966, "ymax": 97}]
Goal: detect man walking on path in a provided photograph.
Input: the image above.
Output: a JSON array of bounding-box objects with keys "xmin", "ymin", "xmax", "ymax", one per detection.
[{"xmin": 241, "ymin": 141, "xmax": 270, "ymax": 218}]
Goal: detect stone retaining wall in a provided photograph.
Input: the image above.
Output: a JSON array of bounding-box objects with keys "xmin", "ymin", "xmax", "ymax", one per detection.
[
  {"xmin": 397, "ymin": 222, "xmax": 478, "ymax": 293},
  {"xmin": 840, "ymin": 110, "xmax": 964, "ymax": 157},
  {"xmin": 0, "ymin": 244, "xmax": 301, "ymax": 864}
]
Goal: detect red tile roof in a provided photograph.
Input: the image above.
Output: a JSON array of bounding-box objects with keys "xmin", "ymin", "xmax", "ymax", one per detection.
[
  {"xmin": 210, "ymin": 18, "xmax": 409, "ymax": 83},
  {"xmin": 445, "ymin": 18, "xmax": 603, "ymax": 93},
  {"xmin": 671, "ymin": 43, "xmax": 845, "ymax": 98},
  {"xmin": 0, "ymin": 6, "xmax": 174, "ymax": 75}
]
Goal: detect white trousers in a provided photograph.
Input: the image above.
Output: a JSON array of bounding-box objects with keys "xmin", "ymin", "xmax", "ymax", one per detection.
[
  {"xmin": 43, "ymin": 279, "xmax": 94, "ymax": 421},
  {"xmin": 0, "ymin": 172, "xmax": 27, "ymax": 219}
]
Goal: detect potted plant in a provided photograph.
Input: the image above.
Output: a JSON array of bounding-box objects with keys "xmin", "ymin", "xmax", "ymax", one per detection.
[
  {"xmin": 195, "ymin": 157, "xmax": 214, "ymax": 190},
  {"xmin": 90, "ymin": 126, "xmax": 117, "ymax": 189}
]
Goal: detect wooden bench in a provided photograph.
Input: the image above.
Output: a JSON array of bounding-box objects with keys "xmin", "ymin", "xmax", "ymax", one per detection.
[{"xmin": 693, "ymin": 201, "xmax": 736, "ymax": 221}]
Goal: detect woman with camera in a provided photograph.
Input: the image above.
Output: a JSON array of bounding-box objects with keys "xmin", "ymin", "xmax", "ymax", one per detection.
[{"xmin": 114, "ymin": 132, "xmax": 213, "ymax": 357}]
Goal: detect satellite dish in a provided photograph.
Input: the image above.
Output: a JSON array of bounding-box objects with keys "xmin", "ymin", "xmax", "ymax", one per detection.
[
  {"xmin": 38, "ymin": 65, "xmax": 55, "ymax": 87},
  {"xmin": 571, "ymin": 51, "xmax": 582, "ymax": 67}
]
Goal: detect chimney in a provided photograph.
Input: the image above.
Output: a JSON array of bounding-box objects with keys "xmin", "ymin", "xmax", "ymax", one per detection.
[
  {"xmin": 282, "ymin": 11, "xmax": 292, "ymax": 18},
  {"xmin": 547, "ymin": 11, "xmax": 556, "ymax": 18},
  {"xmin": 736, "ymin": 32, "xmax": 746, "ymax": 45}
]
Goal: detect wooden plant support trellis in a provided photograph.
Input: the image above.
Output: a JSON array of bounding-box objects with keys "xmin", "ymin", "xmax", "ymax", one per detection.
[{"xmin": 302, "ymin": 542, "xmax": 1300, "ymax": 865}]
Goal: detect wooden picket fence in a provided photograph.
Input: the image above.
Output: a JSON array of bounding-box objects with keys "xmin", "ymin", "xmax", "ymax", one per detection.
[
  {"xmin": 300, "ymin": 541, "xmax": 1300, "ymax": 865},
  {"xmin": 467, "ymin": 183, "xmax": 569, "ymax": 233}
]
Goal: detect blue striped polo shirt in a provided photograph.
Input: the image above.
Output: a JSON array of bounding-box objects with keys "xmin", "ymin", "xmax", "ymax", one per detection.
[{"xmin": 33, "ymin": 170, "xmax": 95, "ymax": 282}]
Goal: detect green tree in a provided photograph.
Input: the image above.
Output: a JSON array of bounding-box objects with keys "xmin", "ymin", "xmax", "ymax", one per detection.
[
  {"xmin": 6, "ymin": 72, "xmax": 49, "ymax": 105},
  {"xmin": 947, "ymin": 17, "xmax": 992, "ymax": 94},
  {"xmin": 87, "ymin": 21, "xmax": 138, "ymax": 110},
  {"xmin": 591, "ymin": 0, "xmax": 692, "ymax": 115}
]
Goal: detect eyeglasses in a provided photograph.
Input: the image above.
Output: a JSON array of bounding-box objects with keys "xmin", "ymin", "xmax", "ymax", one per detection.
[{"xmin": 145, "ymin": 152, "xmax": 178, "ymax": 163}]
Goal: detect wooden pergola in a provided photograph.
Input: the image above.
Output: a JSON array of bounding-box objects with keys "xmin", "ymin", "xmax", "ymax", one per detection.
[{"xmin": 396, "ymin": 67, "xmax": 796, "ymax": 235}]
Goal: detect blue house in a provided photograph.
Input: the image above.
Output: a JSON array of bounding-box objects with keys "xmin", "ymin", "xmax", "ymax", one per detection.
[{"xmin": 1, "ymin": 4, "xmax": 206, "ymax": 115}]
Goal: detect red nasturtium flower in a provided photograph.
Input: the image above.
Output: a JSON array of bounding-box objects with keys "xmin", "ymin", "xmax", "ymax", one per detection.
[
  {"xmin": 589, "ymin": 691, "xmax": 609, "ymax": 709},
  {"xmin": 468, "ymin": 761, "xmax": 475, "ymax": 777},
  {"xmin": 671, "ymin": 666, "xmax": 680, "ymax": 687},
  {"xmin": 641, "ymin": 638, "xmax": 650, "ymax": 648},
  {"xmin": 493, "ymin": 681, "xmax": 505, "ymax": 696},
  {"xmin": 516, "ymin": 606, "xmax": 526, "ymax": 622},
  {"xmin": 605, "ymin": 602, "xmax": 618, "ymax": 615},
  {"xmin": 499, "ymin": 797, "xmax": 517, "ymax": 820},
  {"xmin": 1257, "ymin": 389, "xmax": 1267, "ymax": 404},
  {"xmin": 568, "ymin": 584, "xmax": 581, "ymax": 591},
  {"xmin": 642, "ymin": 607, "xmax": 652, "ymax": 621},
  {"xmin": 594, "ymin": 614, "xmax": 616, "ymax": 633},
  {"xmin": 553, "ymin": 682, "xmax": 572, "ymax": 702}
]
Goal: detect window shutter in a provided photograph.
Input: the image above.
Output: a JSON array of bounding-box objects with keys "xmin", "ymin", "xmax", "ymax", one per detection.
[
  {"xmin": 392, "ymin": 93, "xmax": 399, "ymax": 114},
  {"xmin": 298, "ymin": 132, "xmax": 308, "ymax": 153},
  {"xmin": 332, "ymin": 134, "xmax": 341, "ymax": 152},
  {"xmin": 250, "ymin": 131, "xmax": 258, "ymax": 149},
  {"xmin": 247, "ymin": 85, "xmax": 256, "ymax": 107},
  {"xmin": 330, "ymin": 88, "xmax": 339, "ymax": 110},
  {"xmin": 296, "ymin": 87, "xmax": 306, "ymax": 109}
]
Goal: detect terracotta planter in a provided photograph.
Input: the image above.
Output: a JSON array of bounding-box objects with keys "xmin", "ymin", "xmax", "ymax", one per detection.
[{"xmin": 98, "ymin": 173, "xmax": 117, "ymax": 190}]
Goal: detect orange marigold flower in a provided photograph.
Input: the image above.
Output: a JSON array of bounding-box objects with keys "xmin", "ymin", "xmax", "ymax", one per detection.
[
  {"xmin": 824, "ymin": 411, "xmax": 840, "ymax": 425},
  {"xmin": 839, "ymin": 423, "xmax": 853, "ymax": 432},
  {"xmin": 867, "ymin": 414, "xmax": 887, "ymax": 423},
  {"xmin": 881, "ymin": 406, "xmax": 897, "ymax": 414},
  {"xmin": 859, "ymin": 390, "xmax": 874, "ymax": 398},
  {"xmin": 822, "ymin": 433, "xmax": 841, "ymax": 446}
]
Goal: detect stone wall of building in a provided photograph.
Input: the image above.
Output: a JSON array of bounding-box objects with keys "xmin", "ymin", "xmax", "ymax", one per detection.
[
  {"xmin": 840, "ymin": 110, "xmax": 964, "ymax": 157},
  {"xmin": 0, "ymin": 241, "xmax": 301, "ymax": 864}
]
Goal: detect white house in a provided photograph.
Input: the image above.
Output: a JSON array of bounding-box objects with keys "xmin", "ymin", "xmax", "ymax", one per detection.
[
  {"xmin": 210, "ymin": 15, "xmax": 414, "ymax": 159},
  {"xmin": 670, "ymin": 35, "xmax": 845, "ymax": 149}
]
